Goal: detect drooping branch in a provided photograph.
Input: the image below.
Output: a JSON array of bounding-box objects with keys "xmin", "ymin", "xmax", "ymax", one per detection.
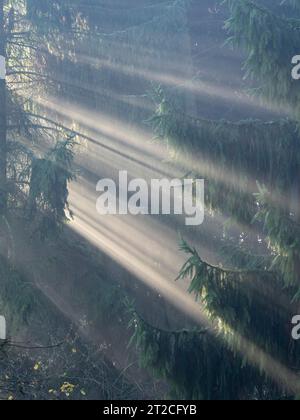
[{"xmin": 224, "ymin": 0, "xmax": 300, "ymax": 115}]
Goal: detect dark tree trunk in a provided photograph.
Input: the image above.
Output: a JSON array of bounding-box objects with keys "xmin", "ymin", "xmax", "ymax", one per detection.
[{"xmin": 0, "ymin": 0, "xmax": 6, "ymax": 216}]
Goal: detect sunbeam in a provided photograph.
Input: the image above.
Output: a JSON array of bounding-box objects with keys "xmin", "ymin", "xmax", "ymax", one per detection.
[{"xmin": 2, "ymin": 0, "xmax": 299, "ymax": 401}]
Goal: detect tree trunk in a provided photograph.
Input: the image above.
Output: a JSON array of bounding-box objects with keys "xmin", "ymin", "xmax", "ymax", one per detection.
[{"xmin": 0, "ymin": 0, "xmax": 6, "ymax": 216}]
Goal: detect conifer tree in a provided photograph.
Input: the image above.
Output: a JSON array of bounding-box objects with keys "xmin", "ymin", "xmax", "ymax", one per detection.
[
  {"xmin": 0, "ymin": 0, "xmax": 88, "ymax": 356},
  {"xmin": 131, "ymin": 0, "xmax": 300, "ymax": 400},
  {"xmin": 0, "ymin": 0, "xmax": 84, "ymax": 241},
  {"xmin": 0, "ymin": 0, "xmax": 190, "ymax": 239}
]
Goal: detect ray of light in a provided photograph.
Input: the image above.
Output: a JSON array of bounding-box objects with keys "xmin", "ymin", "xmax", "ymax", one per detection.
[
  {"xmin": 76, "ymin": 54, "xmax": 289, "ymax": 116},
  {"xmin": 30, "ymin": 94, "xmax": 290, "ymax": 213},
  {"xmin": 11, "ymin": 94, "xmax": 298, "ymax": 394},
  {"xmin": 70, "ymin": 179, "xmax": 293, "ymax": 312},
  {"xmin": 69, "ymin": 197, "xmax": 300, "ymax": 396}
]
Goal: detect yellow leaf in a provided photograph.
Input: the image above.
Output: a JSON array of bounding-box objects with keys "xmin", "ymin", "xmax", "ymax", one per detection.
[{"xmin": 33, "ymin": 362, "xmax": 41, "ymax": 371}]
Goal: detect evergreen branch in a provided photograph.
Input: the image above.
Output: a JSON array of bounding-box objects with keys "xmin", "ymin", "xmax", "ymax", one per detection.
[
  {"xmin": 254, "ymin": 183, "xmax": 300, "ymax": 293},
  {"xmin": 150, "ymin": 88, "xmax": 299, "ymax": 223},
  {"xmin": 224, "ymin": 0, "xmax": 300, "ymax": 116},
  {"xmin": 177, "ymin": 238, "xmax": 298, "ymax": 368},
  {"xmin": 129, "ymin": 301, "xmax": 290, "ymax": 400},
  {"xmin": 178, "ymin": 238, "xmax": 271, "ymax": 276},
  {"xmin": 128, "ymin": 306, "xmax": 209, "ymax": 337}
]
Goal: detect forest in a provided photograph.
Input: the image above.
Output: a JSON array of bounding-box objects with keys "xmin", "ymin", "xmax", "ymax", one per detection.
[{"xmin": 0, "ymin": 0, "xmax": 300, "ymax": 401}]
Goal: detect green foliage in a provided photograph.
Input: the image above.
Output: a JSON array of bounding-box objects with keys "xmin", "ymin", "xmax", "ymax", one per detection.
[
  {"xmin": 130, "ymin": 235, "xmax": 299, "ymax": 399},
  {"xmin": 129, "ymin": 307, "xmax": 287, "ymax": 400},
  {"xmin": 254, "ymin": 184, "xmax": 300, "ymax": 292},
  {"xmin": 177, "ymin": 239, "xmax": 298, "ymax": 364},
  {"xmin": 1, "ymin": 0, "xmax": 79, "ymax": 238},
  {"xmin": 28, "ymin": 138, "xmax": 75, "ymax": 239},
  {"xmin": 150, "ymin": 88, "xmax": 300, "ymax": 222},
  {"xmin": 224, "ymin": 0, "xmax": 300, "ymax": 116}
]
